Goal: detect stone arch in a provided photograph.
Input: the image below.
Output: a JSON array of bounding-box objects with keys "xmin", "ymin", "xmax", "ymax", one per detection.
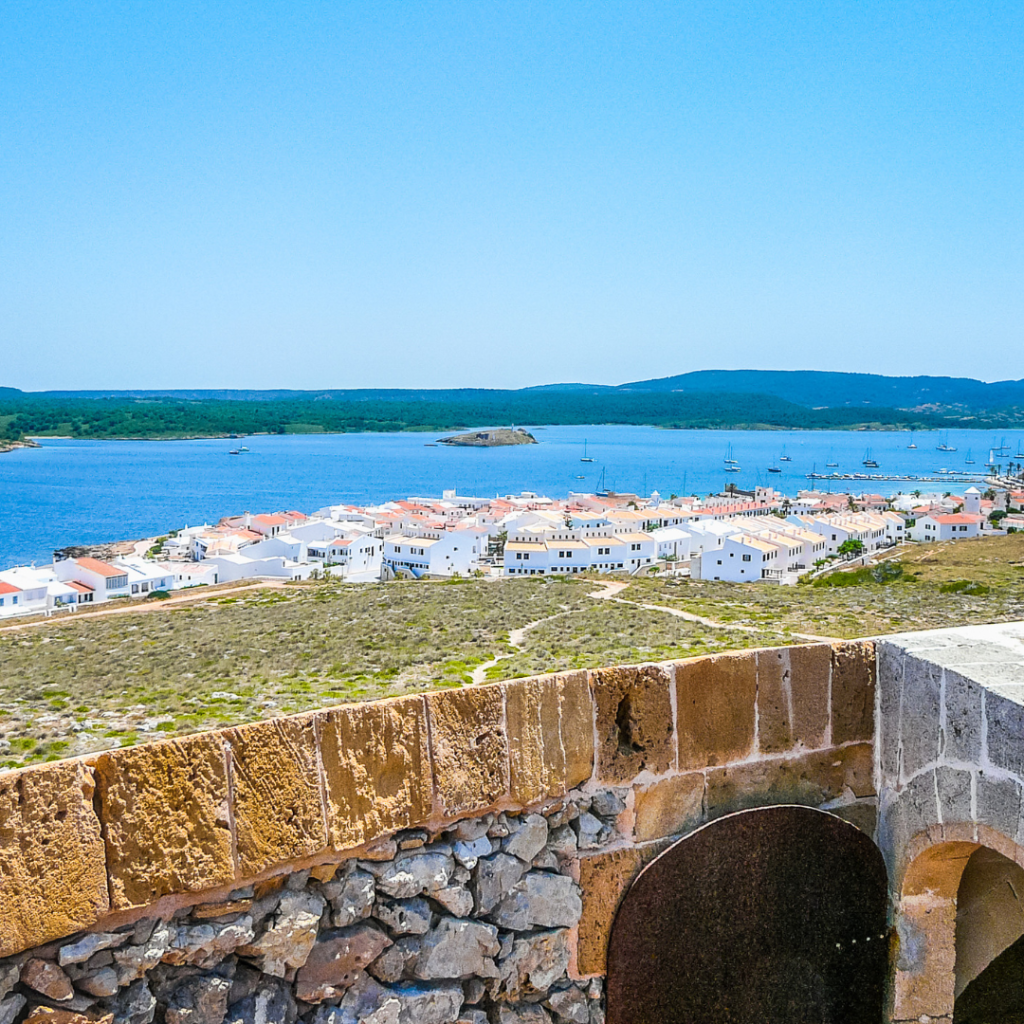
[
  {"xmin": 605, "ymin": 805, "xmax": 889, "ymax": 1024},
  {"xmin": 893, "ymin": 826, "xmax": 1024, "ymax": 1023}
]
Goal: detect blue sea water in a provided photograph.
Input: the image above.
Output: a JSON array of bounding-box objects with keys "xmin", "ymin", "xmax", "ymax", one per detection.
[{"xmin": 0, "ymin": 425, "xmax": 1017, "ymax": 569}]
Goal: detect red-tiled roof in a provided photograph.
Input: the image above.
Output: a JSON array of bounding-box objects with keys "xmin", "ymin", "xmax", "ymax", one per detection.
[
  {"xmin": 0, "ymin": 581, "xmax": 21, "ymax": 595},
  {"xmin": 253, "ymin": 514, "xmax": 288, "ymax": 525},
  {"xmin": 75, "ymin": 557, "xmax": 125, "ymax": 578},
  {"xmin": 67, "ymin": 580, "xmax": 94, "ymax": 593},
  {"xmin": 931, "ymin": 513, "xmax": 984, "ymax": 524}
]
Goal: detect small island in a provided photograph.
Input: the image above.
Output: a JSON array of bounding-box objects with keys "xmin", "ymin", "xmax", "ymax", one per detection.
[{"xmin": 437, "ymin": 427, "xmax": 538, "ymax": 447}]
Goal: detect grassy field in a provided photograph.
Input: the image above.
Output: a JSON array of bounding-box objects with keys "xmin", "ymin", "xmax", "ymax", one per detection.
[{"xmin": 1, "ymin": 533, "xmax": 1022, "ymax": 769}]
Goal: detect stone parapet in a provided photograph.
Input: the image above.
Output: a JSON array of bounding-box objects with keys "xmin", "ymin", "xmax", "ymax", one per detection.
[{"xmin": 0, "ymin": 642, "xmax": 876, "ymax": 988}]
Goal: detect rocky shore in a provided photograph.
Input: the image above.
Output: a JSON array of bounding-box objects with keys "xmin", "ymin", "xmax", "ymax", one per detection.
[{"xmin": 0, "ymin": 439, "xmax": 39, "ymax": 455}]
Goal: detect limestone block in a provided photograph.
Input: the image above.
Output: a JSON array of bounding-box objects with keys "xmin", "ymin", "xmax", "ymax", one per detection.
[
  {"xmin": 496, "ymin": 929, "xmax": 570, "ymax": 1001},
  {"xmin": 91, "ymin": 733, "xmax": 233, "ymax": 910},
  {"xmin": 576, "ymin": 848, "xmax": 642, "ymax": 975},
  {"xmin": 899, "ymin": 654, "xmax": 942, "ymax": 779},
  {"xmin": 976, "ymin": 770, "xmax": 1023, "ymax": 843},
  {"xmin": 504, "ymin": 675, "xmax": 564, "ymax": 807},
  {"xmin": 893, "ymin": 895, "xmax": 957, "ymax": 1021},
  {"xmin": 426, "ymin": 686, "xmax": 509, "ymax": 818},
  {"xmin": 756, "ymin": 646, "xmax": 830, "ymax": 755},
  {"xmin": 942, "ymin": 668, "xmax": 984, "ymax": 764},
  {"xmin": 832, "ymin": 799, "xmax": 878, "ymax": 837},
  {"xmin": 0, "ymin": 761, "xmax": 109, "ymax": 959},
  {"xmin": 934, "ymin": 765, "xmax": 972, "ymax": 826},
  {"xmin": 410, "ymin": 918, "xmax": 500, "ymax": 980},
  {"xmin": 830, "ymin": 640, "xmax": 875, "ymax": 745},
  {"xmin": 674, "ymin": 652, "xmax": 755, "ymax": 771},
  {"xmin": 318, "ymin": 694, "xmax": 433, "ymax": 851},
  {"xmin": 705, "ymin": 744, "xmax": 874, "ymax": 819},
  {"xmin": 878, "ymin": 771, "xmax": 940, "ymax": 869},
  {"xmin": 876, "ymin": 642, "xmax": 904, "ymax": 782},
  {"xmin": 631, "ymin": 772, "xmax": 704, "ymax": 842},
  {"xmin": 239, "ymin": 890, "xmax": 325, "ymax": 977},
  {"xmin": 504, "ymin": 816, "xmax": 548, "ymax": 864},
  {"xmin": 984, "ymin": 690, "xmax": 1024, "ymax": 779},
  {"xmin": 226, "ymin": 713, "xmax": 326, "ymax": 878},
  {"xmin": 591, "ymin": 665, "xmax": 674, "ymax": 784}
]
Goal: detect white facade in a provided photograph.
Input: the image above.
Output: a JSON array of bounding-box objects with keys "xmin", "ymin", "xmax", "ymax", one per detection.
[
  {"xmin": 383, "ymin": 531, "xmax": 476, "ymax": 579},
  {"xmin": 909, "ymin": 514, "xmax": 984, "ymax": 542},
  {"xmin": 698, "ymin": 535, "xmax": 780, "ymax": 582}
]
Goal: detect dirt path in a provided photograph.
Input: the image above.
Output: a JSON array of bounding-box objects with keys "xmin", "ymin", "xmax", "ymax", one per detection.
[
  {"xmin": 0, "ymin": 579, "xmax": 290, "ymax": 634},
  {"xmin": 470, "ymin": 607, "xmax": 579, "ymax": 685}
]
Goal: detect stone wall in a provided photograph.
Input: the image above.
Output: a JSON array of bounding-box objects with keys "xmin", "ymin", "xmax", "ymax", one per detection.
[{"xmin": 0, "ymin": 641, "xmax": 876, "ymax": 1024}]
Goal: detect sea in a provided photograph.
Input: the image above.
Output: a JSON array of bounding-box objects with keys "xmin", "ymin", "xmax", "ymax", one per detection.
[{"xmin": 0, "ymin": 425, "xmax": 1019, "ymax": 569}]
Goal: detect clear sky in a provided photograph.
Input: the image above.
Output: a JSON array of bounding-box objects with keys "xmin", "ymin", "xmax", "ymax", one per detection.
[{"xmin": 2, "ymin": 1, "xmax": 1021, "ymax": 391}]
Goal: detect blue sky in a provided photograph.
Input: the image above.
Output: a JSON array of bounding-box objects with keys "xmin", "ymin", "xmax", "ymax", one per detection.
[{"xmin": 1, "ymin": 1, "xmax": 1021, "ymax": 390}]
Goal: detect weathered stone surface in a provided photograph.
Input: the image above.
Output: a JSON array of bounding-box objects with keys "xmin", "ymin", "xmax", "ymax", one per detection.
[
  {"xmin": 76, "ymin": 967, "xmax": 120, "ymax": 997},
  {"xmin": 295, "ymin": 924, "xmax": 392, "ymax": 1002},
  {"xmin": 453, "ymin": 838, "xmax": 492, "ymax": 870},
  {"xmin": 0, "ymin": 996, "xmax": 27, "ymax": 1024},
  {"xmin": 878, "ymin": 770, "xmax": 940, "ymax": 870},
  {"xmin": 934, "ymin": 765, "xmax": 972, "ymax": 825},
  {"xmin": 165, "ymin": 974, "xmax": 232, "ymax": 1024},
  {"xmin": 227, "ymin": 714, "xmax": 326, "ymax": 877},
  {"xmin": 0, "ymin": 966, "xmax": 18, "ymax": 1002},
  {"xmin": 489, "ymin": 873, "xmax": 581, "ymax": 931},
  {"xmin": 505, "ymin": 676, "xmax": 565, "ymax": 807},
  {"xmin": 0, "ymin": 761, "xmax": 109, "ymax": 958},
  {"xmin": 374, "ymin": 898, "xmax": 432, "ymax": 936},
  {"xmin": 113, "ymin": 922, "xmax": 173, "ymax": 985},
  {"xmin": 576, "ymin": 848, "xmax": 641, "ymax": 976},
  {"xmin": 494, "ymin": 1006, "xmax": 550, "ymax": 1024},
  {"xmin": 496, "ymin": 930, "xmax": 570, "ymax": 1001},
  {"xmin": 706, "ymin": 744, "xmax": 875, "ymax": 819},
  {"xmin": 225, "ymin": 977, "xmax": 297, "ymax": 1024},
  {"xmin": 876, "ymin": 642, "xmax": 904, "ymax": 782},
  {"xmin": 755, "ymin": 646, "xmax": 829, "ymax": 754},
  {"xmin": 473, "ymin": 854, "xmax": 528, "ymax": 915},
  {"xmin": 22, "ymin": 958, "xmax": 74, "ymax": 1001},
  {"xmin": 942, "ymin": 668, "xmax": 984, "ymax": 764},
  {"xmin": 432, "ymin": 885, "xmax": 475, "ymax": 918},
  {"xmin": 675, "ymin": 652, "xmax": 756, "ymax": 770},
  {"xmin": 559, "ymin": 672, "xmax": 596, "ymax": 790},
  {"xmin": 505, "ymin": 816, "xmax": 549, "ymax": 864},
  {"xmin": 899, "ymin": 654, "xmax": 942, "ymax": 779},
  {"xmin": 239, "ymin": 891, "xmax": 325, "ymax": 978},
  {"xmin": 23, "ymin": 1009, "xmax": 111, "ymax": 1024},
  {"xmin": 318, "ymin": 695, "xmax": 432, "ymax": 851},
  {"xmin": 163, "ymin": 917, "xmax": 255, "ymax": 968},
  {"xmin": 984, "ymin": 689, "xmax": 1024, "ymax": 779},
  {"xmin": 92, "ymin": 734, "xmax": 233, "ymax": 909},
  {"xmin": 632, "ymin": 772, "xmax": 704, "ymax": 842},
  {"xmin": 411, "ymin": 919, "xmax": 500, "ymax": 980},
  {"xmin": 977, "ymin": 770, "xmax": 1023, "ymax": 841},
  {"xmin": 101, "ymin": 978, "xmax": 156, "ymax": 1024},
  {"xmin": 388, "ymin": 981, "xmax": 463, "ymax": 1024},
  {"xmin": 546, "ymin": 825, "xmax": 576, "ymax": 859},
  {"xmin": 572, "ymin": 813, "xmax": 602, "ymax": 850},
  {"xmin": 545, "ymin": 986, "xmax": 588, "ymax": 1023},
  {"xmin": 59, "ymin": 932, "xmax": 128, "ymax": 966},
  {"xmin": 591, "ymin": 665, "xmax": 674, "ymax": 784},
  {"xmin": 830, "ymin": 640, "xmax": 875, "ymax": 745},
  {"xmin": 327, "ymin": 870, "xmax": 376, "ymax": 928},
  {"xmin": 367, "ymin": 851, "xmax": 454, "ymax": 899},
  {"xmin": 426, "ymin": 686, "xmax": 509, "ymax": 818}
]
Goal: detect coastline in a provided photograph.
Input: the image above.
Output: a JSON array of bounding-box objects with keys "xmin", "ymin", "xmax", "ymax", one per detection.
[{"xmin": 0, "ymin": 439, "xmax": 40, "ymax": 455}]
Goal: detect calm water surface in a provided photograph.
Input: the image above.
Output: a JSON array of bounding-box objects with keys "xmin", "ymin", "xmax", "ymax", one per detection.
[{"xmin": 0, "ymin": 425, "xmax": 1016, "ymax": 568}]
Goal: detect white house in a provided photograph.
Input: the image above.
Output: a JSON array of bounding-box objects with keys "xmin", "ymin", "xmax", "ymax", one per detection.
[
  {"xmin": 53, "ymin": 557, "xmax": 132, "ymax": 603},
  {"xmin": 160, "ymin": 561, "xmax": 220, "ymax": 587},
  {"xmin": 909, "ymin": 513, "xmax": 985, "ymax": 542},
  {"xmin": 307, "ymin": 534, "xmax": 382, "ymax": 579},
  {"xmin": 383, "ymin": 530, "xmax": 476, "ymax": 579},
  {"xmin": 203, "ymin": 553, "xmax": 313, "ymax": 583},
  {"xmin": 698, "ymin": 535, "xmax": 780, "ymax": 582},
  {"xmin": 651, "ymin": 526, "xmax": 692, "ymax": 561}
]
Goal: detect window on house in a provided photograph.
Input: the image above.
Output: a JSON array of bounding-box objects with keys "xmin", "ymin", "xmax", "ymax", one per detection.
[
  {"xmin": 107, "ymin": 575, "xmax": 128, "ymax": 590},
  {"xmin": 742, "ymin": 554, "xmax": 751, "ymax": 562}
]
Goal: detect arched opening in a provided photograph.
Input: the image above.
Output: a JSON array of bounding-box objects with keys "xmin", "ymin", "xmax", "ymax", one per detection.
[
  {"xmin": 605, "ymin": 805, "xmax": 889, "ymax": 1024},
  {"xmin": 954, "ymin": 847, "xmax": 1024, "ymax": 1023}
]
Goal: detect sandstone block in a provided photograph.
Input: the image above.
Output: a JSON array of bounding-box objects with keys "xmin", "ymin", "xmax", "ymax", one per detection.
[
  {"xmin": 91, "ymin": 733, "xmax": 233, "ymax": 909},
  {"xmin": 756, "ymin": 645, "xmax": 830, "ymax": 754},
  {"xmin": 426, "ymin": 686, "xmax": 509, "ymax": 818},
  {"xmin": 576, "ymin": 848, "xmax": 641, "ymax": 975},
  {"xmin": 787, "ymin": 644, "xmax": 832, "ymax": 748},
  {"xmin": 318, "ymin": 694, "xmax": 433, "ymax": 852},
  {"xmin": 505, "ymin": 676, "xmax": 564, "ymax": 807},
  {"xmin": 831, "ymin": 640, "xmax": 876, "ymax": 745},
  {"xmin": 674, "ymin": 652, "xmax": 755, "ymax": 771},
  {"xmin": 705, "ymin": 744, "xmax": 875, "ymax": 819},
  {"xmin": 0, "ymin": 761, "xmax": 108, "ymax": 959},
  {"xmin": 23, "ymin": 1009, "xmax": 112, "ymax": 1024},
  {"xmin": 591, "ymin": 665, "xmax": 674, "ymax": 784},
  {"xmin": 560, "ymin": 671, "xmax": 596, "ymax": 789},
  {"xmin": 632, "ymin": 772, "xmax": 704, "ymax": 842},
  {"xmin": 226, "ymin": 713, "xmax": 326, "ymax": 877}
]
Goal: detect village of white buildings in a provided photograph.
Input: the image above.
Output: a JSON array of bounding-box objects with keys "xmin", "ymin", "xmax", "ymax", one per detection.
[{"xmin": 2, "ymin": 482, "xmax": 1023, "ymax": 620}]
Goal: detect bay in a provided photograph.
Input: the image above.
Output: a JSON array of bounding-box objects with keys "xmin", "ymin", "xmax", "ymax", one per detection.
[{"xmin": 0, "ymin": 425, "xmax": 1018, "ymax": 569}]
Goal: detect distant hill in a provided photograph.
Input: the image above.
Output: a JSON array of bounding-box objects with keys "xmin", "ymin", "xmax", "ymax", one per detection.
[
  {"xmin": 2, "ymin": 371, "xmax": 1022, "ymax": 440},
  {"xmin": 617, "ymin": 370, "xmax": 1024, "ymax": 412}
]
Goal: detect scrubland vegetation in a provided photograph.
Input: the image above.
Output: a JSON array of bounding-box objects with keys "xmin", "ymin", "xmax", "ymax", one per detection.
[{"xmin": 1, "ymin": 533, "xmax": 1021, "ymax": 768}]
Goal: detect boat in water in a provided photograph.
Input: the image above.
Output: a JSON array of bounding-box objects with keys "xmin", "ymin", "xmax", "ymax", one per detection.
[
  {"xmin": 779, "ymin": 446, "xmax": 792, "ymax": 462},
  {"xmin": 724, "ymin": 443, "xmax": 738, "ymax": 465},
  {"xmin": 937, "ymin": 433, "xmax": 957, "ymax": 453},
  {"xmin": 580, "ymin": 439, "xmax": 594, "ymax": 463},
  {"xmin": 862, "ymin": 448, "xmax": 879, "ymax": 469}
]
